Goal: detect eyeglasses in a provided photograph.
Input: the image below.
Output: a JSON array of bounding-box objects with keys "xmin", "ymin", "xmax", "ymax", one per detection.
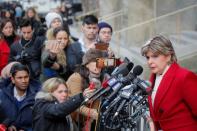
[{"xmin": 100, "ymin": 31, "xmax": 112, "ymax": 35}]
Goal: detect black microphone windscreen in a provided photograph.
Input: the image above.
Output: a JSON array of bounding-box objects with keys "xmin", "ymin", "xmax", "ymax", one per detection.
[
  {"xmin": 133, "ymin": 65, "xmax": 143, "ymax": 76},
  {"xmin": 127, "ymin": 62, "xmax": 134, "ymax": 71},
  {"xmin": 123, "ymin": 57, "xmax": 130, "ymax": 63},
  {"xmin": 111, "ymin": 63, "xmax": 127, "ymax": 77},
  {"xmin": 119, "ymin": 62, "xmax": 133, "ymax": 76}
]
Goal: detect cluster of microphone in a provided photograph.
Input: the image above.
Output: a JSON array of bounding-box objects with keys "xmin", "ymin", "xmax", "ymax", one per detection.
[{"xmin": 83, "ymin": 58, "xmax": 152, "ymax": 130}]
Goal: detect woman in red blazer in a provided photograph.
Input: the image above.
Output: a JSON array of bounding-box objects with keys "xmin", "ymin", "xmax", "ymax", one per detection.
[
  {"xmin": 141, "ymin": 35, "xmax": 197, "ymax": 131},
  {"xmin": 0, "ymin": 18, "xmax": 19, "ymax": 75}
]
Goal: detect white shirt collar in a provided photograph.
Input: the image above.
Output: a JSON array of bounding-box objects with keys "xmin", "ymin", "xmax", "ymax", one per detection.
[
  {"xmin": 78, "ymin": 35, "xmax": 97, "ymax": 52},
  {"xmin": 78, "ymin": 36, "xmax": 86, "ymax": 52},
  {"xmin": 14, "ymin": 87, "xmax": 27, "ymax": 101}
]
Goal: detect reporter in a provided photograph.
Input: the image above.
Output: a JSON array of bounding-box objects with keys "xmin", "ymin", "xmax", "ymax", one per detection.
[
  {"xmin": 32, "ymin": 77, "xmax": 93, "ymax": 131},
  {"xmin": 141, "ymin": 35, "xmax": 197, "ymax": 131}
]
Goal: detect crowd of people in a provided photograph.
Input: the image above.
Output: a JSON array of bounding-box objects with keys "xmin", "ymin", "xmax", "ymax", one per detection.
[{"xmin": 0, "ymin": 1, "xmax": 197, "ymax": 131}]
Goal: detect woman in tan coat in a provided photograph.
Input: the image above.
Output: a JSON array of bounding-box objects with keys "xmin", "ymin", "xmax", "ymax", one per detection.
[{"xmin": 66, "ymin": 48, "xmax": 107, "ymax": 131}]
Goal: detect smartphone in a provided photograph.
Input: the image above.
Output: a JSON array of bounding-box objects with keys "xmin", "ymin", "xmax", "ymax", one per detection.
[{"xmin": 95, "ymin": 42, "xmax": 109, "ymax": 51}]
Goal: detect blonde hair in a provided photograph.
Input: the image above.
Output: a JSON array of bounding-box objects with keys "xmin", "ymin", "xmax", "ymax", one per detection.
[
  {"xmin": 141, "ymin": 35, "xmax": 177, "ymax": 64},
  {"xmin": 46, "ymin": 28, "xmax": 55, "ymax": 40},
  {"xmin": 53, "ymin": 27, "xmax": 70, "ymax": 67},
  {"xmin": 42, "ymin": 77, "xmax": 67, "ymax": 93},
  {"xmin": 57, "ymin": 51, "xmax": 67, "ymax": 67},
  {"xmin": 45, "ymin": 28, "xmax": 68, "ymax": 67}
]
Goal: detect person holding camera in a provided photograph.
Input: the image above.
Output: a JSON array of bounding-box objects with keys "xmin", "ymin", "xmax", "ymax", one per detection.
[
  {"xmin": 97, "ymin": 22, "xmax": 114, "ymax": 58},
  {"xmin": 40, "ymin": 27, "xmax": 73, "ymax": 82},
  {"xmin": 32, "ymin": 77, "xmax": 95, "ymax": 131},
  {"xmin": 66, "ymin": 48, "xmax": 108, "ymax": 131},
  {"xmin": 9, "ymin": 19, "xmax": 41, "ymax": 79}
]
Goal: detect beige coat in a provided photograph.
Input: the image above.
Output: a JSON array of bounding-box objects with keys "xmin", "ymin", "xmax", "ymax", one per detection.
[{"xmin": 66, "ymin": 73, "xmax": 99, "ymax": 119}]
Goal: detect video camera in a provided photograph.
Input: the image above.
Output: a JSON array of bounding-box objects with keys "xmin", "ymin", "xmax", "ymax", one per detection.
[
  {"xmin": 14, "ymin": 49, "xmax": 32, "ymax": 64},
  {"xmin": 96, "ymin": 57, "xmax": 122, "ymax": 68}
]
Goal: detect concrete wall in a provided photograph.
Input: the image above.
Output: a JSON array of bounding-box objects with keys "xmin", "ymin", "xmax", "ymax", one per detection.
[{"xmin": 81, "ymin": 0, "xmax": 197, "ymax": 73}]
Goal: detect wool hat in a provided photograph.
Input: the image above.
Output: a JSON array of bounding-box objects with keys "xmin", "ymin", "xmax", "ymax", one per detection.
[
  {"xmin": 45, "ymin": 12, "xmax": 63, "ymax": 28},
  {"xmin": 82, "ymin": 48, "xmax": 107, "ymax": 65},
  {"xmin": 98, "ymin": 22, "xmax": 113, "ymax": 33}
]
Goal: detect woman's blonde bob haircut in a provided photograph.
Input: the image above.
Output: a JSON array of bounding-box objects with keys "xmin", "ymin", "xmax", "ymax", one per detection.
[
  {"xmin": 141, "ymin": 35, "xmax": 177, "ymax": 64},
  {"xmin": 42, "ymin": 77, "xmax": 67, "ymax": 93}
]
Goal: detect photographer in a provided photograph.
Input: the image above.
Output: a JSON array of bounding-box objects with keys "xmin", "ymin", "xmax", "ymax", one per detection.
[
  {"xmin": 9, "ymin": 19, "xmax": 41, "ymax": 79},
  {"xmin": 66, "ymin": 48, "xmax": 107, "ymax": 131}
]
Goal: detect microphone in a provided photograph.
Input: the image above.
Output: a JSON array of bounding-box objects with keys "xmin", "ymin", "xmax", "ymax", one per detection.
[
  {"xmin": 113, "ymin": 84, "xmax": 137, "ymax": 118},
  {"xmin": 133, "ymin": 79, "xmax": 152, "ymax": 95},
  {"xmin": 90, "ymin": 78, "xmax": 120, "ymax": 102},
  {"xmin": 128, "ymin": 81, "xmax": 151, "ymax": 107},
  {"xmin": 102, "ymin": 65, "xmax": 143, "ymax": 107},
  {"xmin": 102, "ymin": 84, "xmax": 136, "ymax": 115},
  {"xmin": 82, "ymin": 79, "xmax": 112, "ymax": 104},
  {"xmin": 113, "ymin": 99, "xmax": 127, "ymax": 118},
  {"xmin": 82, "ymin": 62, "xmax": 133, "ymax": 103},
  {"xmin": 131, "ymin": 104, "xmax": 147, "ymax": 122},
  {"xmin": 111, "ymin": 62, "xmax": 133, "ymax": 77}
]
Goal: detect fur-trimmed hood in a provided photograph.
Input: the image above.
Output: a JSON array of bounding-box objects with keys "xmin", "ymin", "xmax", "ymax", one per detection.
[{"xmin": 35, "ymin": 91, "xmax": 55, "ymax": 101}]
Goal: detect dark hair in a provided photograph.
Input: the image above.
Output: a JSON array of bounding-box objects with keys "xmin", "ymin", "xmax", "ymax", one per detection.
[
  {"xmin": 0, "ymin": 9, "xmax": 14, "ymax": 19},
  {"xmin": 53, "ymin": 26, "xmax": 69, "ymax": 38},
  {"xmin": 82, "ymin": 15, "xmax": 98, "ymax": 25},
  {"xmin": 0, "ymin": 18, "xmax": 16, "ymax": 37},
  {"xmin": 19, "ymin": 18, "xmax": 33, "ymax": 29},
  {"xmin": 98, "ymin": 22, "xmax": 113, "ymax": 33},
  {"xmin": 10, "ymin": 63, "xmax": 30, "ymax": 77}
]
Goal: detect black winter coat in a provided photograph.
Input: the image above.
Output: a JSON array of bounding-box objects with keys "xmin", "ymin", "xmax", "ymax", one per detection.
[
  {"xmin": 0, "ymin": 80, "xmax": 40, "ymax": 130},
  {"xmin": 9, "ymin": 38, "xmax": 41, "ymax": 79},
  {"xmin": 66, "ymin": 42, "xmax": 84, "ymax": 72},
  {"xmin": 32, "ymin": 93, "xmax": 84, "ymax": 131}
]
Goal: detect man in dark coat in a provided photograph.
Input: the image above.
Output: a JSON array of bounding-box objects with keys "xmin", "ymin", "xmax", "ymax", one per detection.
[
  {"xmin": 9, "ymin": 19, "xmax": 41, "ymax": 79},
  {"xmin": 0, "ymin": 63, "xmax": 41, "ymax": 130}
]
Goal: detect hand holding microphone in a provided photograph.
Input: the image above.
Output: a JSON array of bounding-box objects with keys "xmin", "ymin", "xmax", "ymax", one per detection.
[{"xmin": 83, "ymin": 88, "xmax": 96, "ymax": 100}]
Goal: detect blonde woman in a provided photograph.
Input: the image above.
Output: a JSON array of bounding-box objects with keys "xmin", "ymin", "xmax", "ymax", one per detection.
[
  {"xmin": 40, "ymin": 27, "xmax": 72, "ymax": 81},
  {"xmin": 141, "ymin": 35, "xmax": 197, "ymax": 131},
  {"xmin": 32, "ymin": 77, "xmax": 94, "ymax": 131}
]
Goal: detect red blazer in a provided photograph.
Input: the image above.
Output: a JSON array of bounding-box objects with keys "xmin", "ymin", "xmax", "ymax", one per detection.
[{"xmin": 148, "ymin": 63, "xmax": 197, "ymax": 131}]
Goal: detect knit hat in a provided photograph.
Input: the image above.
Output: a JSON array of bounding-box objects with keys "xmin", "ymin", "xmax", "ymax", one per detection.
[
  {"xmin": 45, "ymin": 12, "xmax": 62, "ymax": 28},
  {"xmin": 98, "ymin": 22, "xmax": 113, "ymax": 33},
  {"xmin": 82, "ymin": 48, "xmax": 107, "ymax": 65}
]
